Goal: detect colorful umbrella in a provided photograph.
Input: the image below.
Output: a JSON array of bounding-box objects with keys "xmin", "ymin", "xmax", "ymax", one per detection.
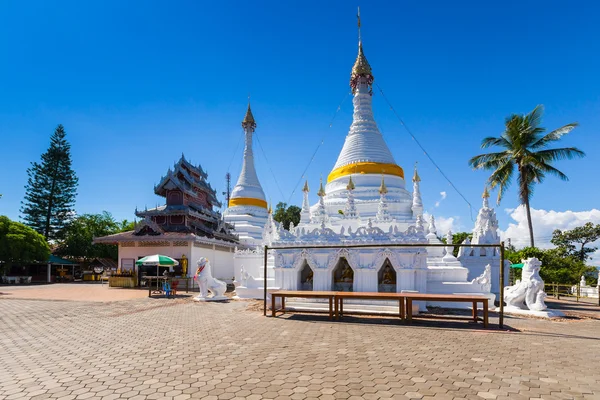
[{"xmin": 135, "ymin": 254, "xmax": 179, "ymax": 267}]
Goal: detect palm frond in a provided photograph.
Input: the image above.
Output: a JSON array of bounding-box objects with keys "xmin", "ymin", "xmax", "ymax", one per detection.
[
  {"xmin": 533, "ymin": 160, "xmax": 569, "ymax": 181},
  {"xmin": 468, "ymin": 151, "xmax": 511, "ymax": 169},
  {"xmin": 487, "ymin": 160, "xmax": 514, "ymax": 204},
  {"xmin": 533, "ymin": 147, "xmax": 585, "ymax": 162},
  {"xmin": 481, "ymin": 136, "xmax": 511, "ymax": 149},
  {"xmin": 530, "ymin": 123, "xmax": 579, "ymax": 149}
]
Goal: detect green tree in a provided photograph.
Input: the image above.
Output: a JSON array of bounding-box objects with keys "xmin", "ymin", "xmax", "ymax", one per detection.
[
  {"xmin": 273, "ymin": 202, "xmax": 301, "ymax": 230},
  {"xmin": 118, "ymin": 219, "xmax": 136, "ymax": 232},
  {"xmin": 55, "ymin": 212, "xmax": 119, "ymax": 260},
  {"xmin": 469, "ymin": 105, "xmax": 584, "ymax": 247},
  {"xmin": 551, "ymin": 222, "xmax": 600, "ymax": 263},
  {"xmin": 21, "ymin": 125, "xmax": 78, "ymax": 240},
  {"xmin": 0, "ymin": 216, "xmax": 50, "ymax": 274}
]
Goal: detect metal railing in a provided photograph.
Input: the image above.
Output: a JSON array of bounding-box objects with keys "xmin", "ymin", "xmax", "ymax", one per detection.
[{"xmin": 546, "ymin": 283, "xmax": 600, "ymax": 306}]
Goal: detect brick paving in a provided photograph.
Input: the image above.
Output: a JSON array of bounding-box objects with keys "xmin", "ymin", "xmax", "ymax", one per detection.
[
  {"xmin": 0, "ymin": 292, "xmax": 599, "ymax": 400},
  {"xmin": 0, "ymin": 283, "xmax": 149, "ymax": 302}
]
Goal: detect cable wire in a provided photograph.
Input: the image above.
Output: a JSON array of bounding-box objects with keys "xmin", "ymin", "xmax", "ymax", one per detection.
[
  {"xmin": 286, "ymin": 92, "xmax": 351, "ymax": 204},
  {"xmin": 254, "ymin": 131, "xmax": 286, "ymax": 201},
  {"xmin": 375, "ymin": 83, "xmax": 475, "ymax": 221}
]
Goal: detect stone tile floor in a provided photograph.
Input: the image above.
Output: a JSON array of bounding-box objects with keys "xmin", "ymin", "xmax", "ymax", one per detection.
[{"xmin": 0, "ymin": 289, "xmax": 599, "ymax": 400}]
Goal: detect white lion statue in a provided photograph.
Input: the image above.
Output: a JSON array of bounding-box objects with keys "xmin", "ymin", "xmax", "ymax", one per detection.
[
  {"xmin": 194, "ymin": 257, "xmax": 227, "ymax": 301},
  {"xmin": 504, "ymin": 257, "xmax": 547, "ymax": 311}
]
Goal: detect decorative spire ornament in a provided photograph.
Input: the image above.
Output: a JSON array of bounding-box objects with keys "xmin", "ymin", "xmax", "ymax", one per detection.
[
  {"xmin": 482, "ymin": 186, "xmax": 490, "ymax": 209},
  {"xmin": 350, "ymin": 7, "xmax": 373, "ymax": 94},
  {"xmin": 311, "ymin": 178, "xmax": 329, "ymax": 224},
  {"xmin": 411, "ymin": 162, "xmax": 423, "ymax": 217},
  {"xmin": 344, "ymin": 175, "xmax": 358, "ymax": 219},
  {"xmin": 300, "ymin": 180, "xmax": 311, "ymax": 224},
  {"xmin": 376, "ymin": 176, "xmax": 390, "ymax": 222},
  {"xmin": 443, "ymin": 230, "xmax": 457, "ymax": 261}
]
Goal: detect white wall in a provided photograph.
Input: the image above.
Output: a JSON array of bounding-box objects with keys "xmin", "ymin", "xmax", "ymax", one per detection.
[
  {"xmin": 190, "ymin": 245, "xmax": 235, "ymax": 283},
  {"xmin": 118, "ymin": 243, "xmax": 192, "ymax": 274}
]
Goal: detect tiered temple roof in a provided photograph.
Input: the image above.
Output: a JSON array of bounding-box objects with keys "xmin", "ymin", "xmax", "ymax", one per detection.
[{"xmin": 95, "ymin": 154, "xmax": 238, "ymax": 245}]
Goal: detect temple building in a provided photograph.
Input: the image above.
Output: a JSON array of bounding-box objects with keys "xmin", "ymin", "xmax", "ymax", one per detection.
[
  {"xmin": 223, "ymin": 104, "xmax": 269, "ymax": 245},
  {"xmin": 233, "ymin": 14, "xmax": 507, "ymax": 309},
  {"xmin": 94, "ymin": 155, "xmax": 238, "ymax": 282}
]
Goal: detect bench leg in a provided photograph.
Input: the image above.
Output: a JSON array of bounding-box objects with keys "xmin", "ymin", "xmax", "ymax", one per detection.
[
  {"xmin": 406, "ymin": 299, "xmax": 412, "ymax": 323},
  {"xmin": 483, "ymin": 300, "xmax": 489, "ymax": 328},
  {"xmin": 472, "ymin": 301, "xmax": 478, "ymax": 323},
  {"xmin": 329, "ymin": 297, "xmax": 333, "ymax": 320},
  {"xmin": 335, "ymin": 297, "xmax": 339, "ymax": 320},
  {"xmin": 271, "ymin": 294, "xmax": 276, "ymax": 317},
  {"xmin": 340, "ymin": 298, "xmax": 344, "ymax": 317},
  {"xmin": 399, "ymin": 299, "xmax": 405, "ymax": 321},
  {"xmin": 282, "ymin": 297, "xmax": 285, "ymax": 314}
]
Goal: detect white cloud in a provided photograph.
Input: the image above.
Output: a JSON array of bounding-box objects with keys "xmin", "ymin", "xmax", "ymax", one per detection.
[
  {"xmin": 499, "ymin": 206, "xmax": 600, "ymax": 265},
  {"xmin": 434, "ymin": 191, "xmax": 447, "ymax": 208}
]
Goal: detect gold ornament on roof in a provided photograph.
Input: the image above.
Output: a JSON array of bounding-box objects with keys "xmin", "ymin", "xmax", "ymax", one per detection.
[
  {"xmin": 242, "ymin": 102, "xmax": 256, "ymax": 130},
  {"xmin": 482, "ymin": 186, "xmax": 490, "ymax": 198},
  {"xmin": 413, "ymin": 163, "xmax": 421, "ymax": 183},
  {"xmin": 317, "ymin": 178, "xmax": 326, "ymax": 197},
  {"xmin": 302, "ymin": 180, "xmax": 310, "ymax": 193},
  {"xmin": 379, "ymin": 176, "xmax": 388, "ymax": 195},
  {"xmin": 346, "ymin": 175, "xmax": 355, "ymax": 191},
  {"xmin": 350, "ymin": 7, "xmax": 374, "ymax": 94}
]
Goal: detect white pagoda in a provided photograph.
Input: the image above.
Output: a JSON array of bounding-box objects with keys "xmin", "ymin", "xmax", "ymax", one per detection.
[
  {"xmin": 232, "ymin": 14, "xmax": 508, "ymax": 310},
  {"xmin": 223, "ymin": 104, "xmax": 269, "ymax": 244}
]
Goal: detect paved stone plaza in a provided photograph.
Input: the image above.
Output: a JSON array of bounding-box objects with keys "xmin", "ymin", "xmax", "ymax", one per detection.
[{"xmin": 1, "ymin": 286, "xmax": 599, "ymax": 400}]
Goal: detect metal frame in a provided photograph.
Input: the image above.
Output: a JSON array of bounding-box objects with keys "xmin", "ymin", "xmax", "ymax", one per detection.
[{"xmin": 263, "ymin": 241, "xmax": 506, "ymax": 329}]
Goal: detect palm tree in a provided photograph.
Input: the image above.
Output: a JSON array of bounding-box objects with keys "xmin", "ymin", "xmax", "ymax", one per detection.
[{"xmin": 469, "ymin": 105, "xmax": 585, "ymax": 247}]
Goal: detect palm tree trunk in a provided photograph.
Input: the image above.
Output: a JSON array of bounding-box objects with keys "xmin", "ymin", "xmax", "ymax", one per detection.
[{"xmin": 524, "ymin": 195, "xmax": 535, "ymax": 248}]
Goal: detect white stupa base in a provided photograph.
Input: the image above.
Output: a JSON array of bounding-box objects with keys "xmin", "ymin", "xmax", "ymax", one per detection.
[
  {"xmin": 233, "ymin": 286, "xmax": 281, "ymax": 300},
  {"xmin": 194, "ymin": 295, "xmax": 229, "ymax": 302},
  {"xmin": 498, "ymin": 306, "xmax": 564, "ymax": 318}
]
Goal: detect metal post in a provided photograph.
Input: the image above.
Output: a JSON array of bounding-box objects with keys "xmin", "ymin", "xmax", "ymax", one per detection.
[
  {"xmin": 263, "ymin": 245, "xmax": 268, "ymax": 316},
  {"xmin": 499, "ymin": 241, "xmax": 505, "ymax": 329},
  {"xmin": 576, "ymin": 283, "xmax": 580, "ymax": 302}
]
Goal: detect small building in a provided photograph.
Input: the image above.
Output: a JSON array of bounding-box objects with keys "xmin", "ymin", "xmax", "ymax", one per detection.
[{"xmin": 94, "ymin": 155, "xmax": 239, "ymax": 282}]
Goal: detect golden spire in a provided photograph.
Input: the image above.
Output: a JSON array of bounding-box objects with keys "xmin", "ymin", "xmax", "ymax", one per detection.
[
  {"xmin": 379, "ymin": 176, "xmax": 388, "ymax": 195},
  {"xmin": 350, "ymin": 7, "xmax": 373, "ymax": 93},
  {"xmin": 346, "ymin": 175, "xmax": 355, "ymax": 191},
  {"xmin": 268, "ymin": 202, "xmax": 272, "ymax": 214},
  {"xmin": 412, "ymin": 163, "xmax": 421, "ymax": 183},
  {"xmin": 242, "ymin": 101, "xmax": 256, "ymax": 130},
  {"xmin": 317, "ymin": 178, "xmax": 326, "ymax": 197},
  {"xmin": 302, "ymin": 180, "xmax": 309, "ymax": 193},
  {"xmin": 482, "ymin": 186, "xmax": 490, "ymax": 198}
]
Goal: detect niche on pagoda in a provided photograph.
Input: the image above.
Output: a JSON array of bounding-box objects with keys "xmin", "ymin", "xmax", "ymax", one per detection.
[
  {"xmin": 377, "ymin": 258, "xmax": 396, "ymax": 293},
  {"xmin": 332, "ymin": 257, "xmax": 353, "ymax": 292},
  {"xmin": 298, "ymin": 261, "xmax": 314, "ymax": 291}
]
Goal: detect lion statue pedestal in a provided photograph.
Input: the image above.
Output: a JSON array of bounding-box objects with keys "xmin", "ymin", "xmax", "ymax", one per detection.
[
  {"xmin": 193, "ymin": 257, "xmax": 228, "ymax": 302},
  {"xmin": 501, "ymin": 257, "xmax": 562, "ymax": 318}
]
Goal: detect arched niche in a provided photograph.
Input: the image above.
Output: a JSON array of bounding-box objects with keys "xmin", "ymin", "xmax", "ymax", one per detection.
[
  {"xmin": 378, "ymin": 258, "xmax": 396, "ymax": 293},
  {"xmin": 332, "ymin": 257, "xmax": 353, "ymax": 292},
  {"xmin": 298, "ymin": 261, "xmax": 314, "ymax": 291}
]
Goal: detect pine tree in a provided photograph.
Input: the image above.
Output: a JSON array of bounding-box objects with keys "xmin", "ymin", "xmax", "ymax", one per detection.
[{"xmin": 21, "ymin": 124, "xmax": 78, "ymax": 240}]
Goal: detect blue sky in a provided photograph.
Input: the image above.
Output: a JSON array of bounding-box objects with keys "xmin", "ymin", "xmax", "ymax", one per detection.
[{"xmin": 1, "ymin": 0, "xmax": 599, "ymax": 249}]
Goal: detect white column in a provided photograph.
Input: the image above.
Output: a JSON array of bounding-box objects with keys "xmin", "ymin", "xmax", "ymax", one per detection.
[
  {"xmin": 355, "ymin": 269, "xmax": 377, "ymax": 292},
  {"xmin": 397, "ymin": 270, "xmax": 415, "ymax": 292},
  {"xmin": 313, "ymin": 269, "xmax": 330, "ymax": 291}
]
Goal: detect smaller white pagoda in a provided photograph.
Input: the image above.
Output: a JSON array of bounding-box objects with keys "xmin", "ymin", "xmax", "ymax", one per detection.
[{"xmin": 224, "ymin": 103, "xmax": 269, "ymax": 245}]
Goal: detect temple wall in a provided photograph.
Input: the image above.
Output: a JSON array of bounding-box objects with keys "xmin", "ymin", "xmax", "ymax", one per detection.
[
  {"xmin": 191, "ymin": 245, "xmax": 235, "ymax": 283},
  {"xmin": 118, "ymin": 243, "xmax": 192, "ymax": 275}
]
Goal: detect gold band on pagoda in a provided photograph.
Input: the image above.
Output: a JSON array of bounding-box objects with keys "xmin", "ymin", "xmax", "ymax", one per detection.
[
  {"xmin": 228, "ymin": 197, "xmax": 268, "ymax": 209},
  {"xmin": 327, "ymin": 162, "xmax": 405, "ymax": 183}
]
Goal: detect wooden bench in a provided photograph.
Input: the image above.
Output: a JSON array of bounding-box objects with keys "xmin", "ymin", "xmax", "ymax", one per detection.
[
  {"xmin": 404, "ymin": 293, "xmax": 489, "ymax": 327},
  {"xmin": 271, "ymin": 291, "xmax": 336, "ymax": 320},
  {"xmin": 335, "ymin": 292, "xmax": 406, "ymax": 320}
]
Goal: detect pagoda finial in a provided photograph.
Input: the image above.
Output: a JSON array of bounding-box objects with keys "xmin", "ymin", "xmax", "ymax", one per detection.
[
  {"xmin": 379, "ymin": 175, "xmax": 388, "ymax": 195},
  {"xmin": 413, "ymin": 162, "xmax": 421, "ymax": 182},
  {"xmin": 350, "ymin": 7, "xmax": 373, "ymax": 94},
  {"xmin": 482, "ymin": 186, "xmax": 490, "ymax": 199},
  {"xmin": 317, "ymin": 178, "xmax": 326, "ymax": 197},
  {"xmin": 482, "ymin": 186, "xmax": 490, "ymax": 208},
  {"xmin": 242, "ymin": 101, "xmax": 256, "ymax": 130},
  {"xmin": 302, "ymin": 180, "xmax": 309, "ymax": 193},
  {"xmin": 346, "ymin": 175, "xmax": 355, "ymax": 191}
]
